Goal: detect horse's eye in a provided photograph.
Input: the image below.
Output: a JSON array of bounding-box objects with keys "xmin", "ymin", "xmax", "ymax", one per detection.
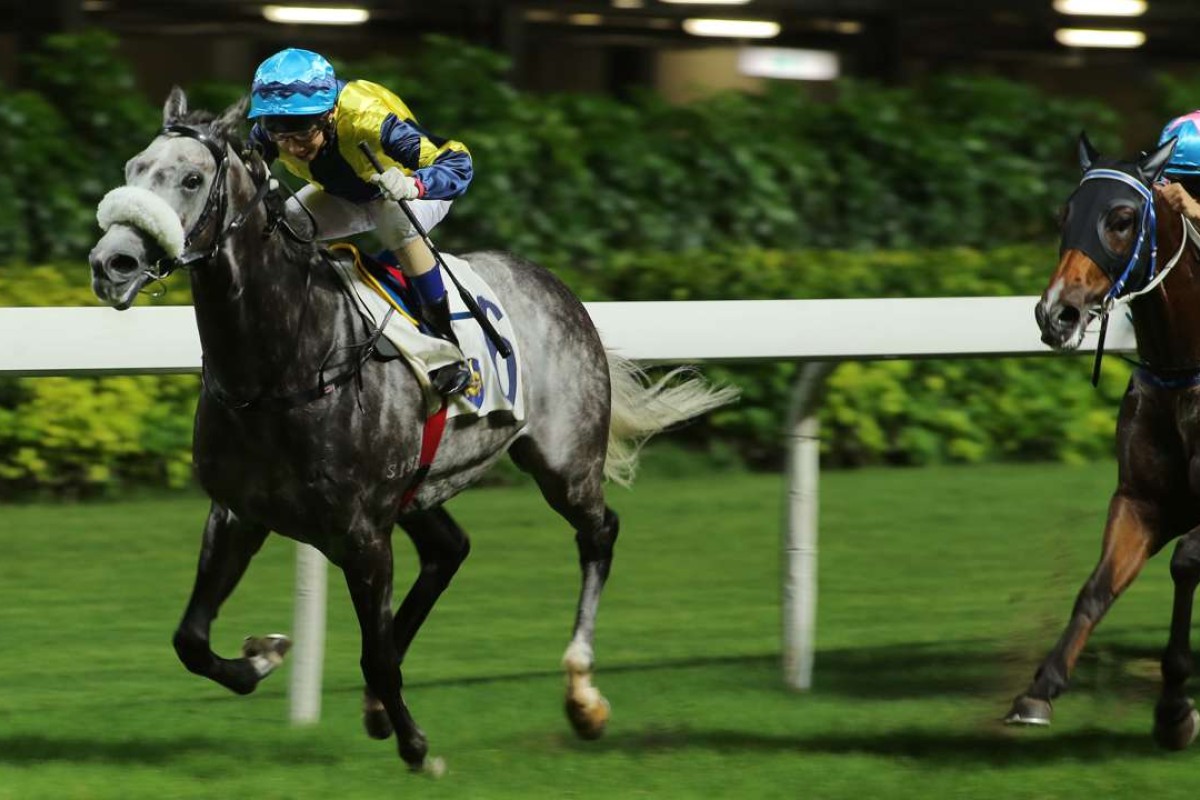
[
  {"xmin": 182, "ymin": 173, "xmax": 204, "ymax": 191},
  {"xmin": 1112, "ymin": 215, "xmax": 1134, "ymax": 233}
]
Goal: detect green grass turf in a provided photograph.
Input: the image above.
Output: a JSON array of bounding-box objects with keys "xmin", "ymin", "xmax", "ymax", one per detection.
[{"xmin": 0, "ymin": 458, "xmax": 1193, "ymax": 798}]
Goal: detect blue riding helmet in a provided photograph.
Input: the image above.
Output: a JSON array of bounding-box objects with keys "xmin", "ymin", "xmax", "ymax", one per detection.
[
  {"xmin": 248, "ymin": 48, "xmax": 338, "ymax": 119},
  {"xmin": 1159, "ymin": 110, "xmax": 1200, "ymax": 177}
]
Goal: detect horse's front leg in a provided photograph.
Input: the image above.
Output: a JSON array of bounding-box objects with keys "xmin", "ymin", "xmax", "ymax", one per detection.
[
  {"xmin": 363, "ymin": 507, "xmax": 471, "ymax": 741},
  {"xmin": 343, "ymin": 529, "xmax": 440, "ymax": 774},
  {"xmin": 172, "ymin": 502, "xmax": 288, "ymax": 695},
  {"xmin": 1006, "ymin": 492, "xmax": 1159, "ymax": 726},
  {"xmin": 1154, "ymin": 530, "xmax": 1200, "ymax": 749}
]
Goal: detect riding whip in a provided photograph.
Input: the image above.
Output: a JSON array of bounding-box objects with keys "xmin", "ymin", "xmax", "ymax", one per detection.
[{"xmin": 357, "ymin": 142, "xmax": 512, "ymax": 359}]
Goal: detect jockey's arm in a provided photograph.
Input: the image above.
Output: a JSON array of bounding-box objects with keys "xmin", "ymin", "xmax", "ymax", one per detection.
[
  {"xmin": 378, "ymin": 114, "xmax": 473, "ymax": 201},
  {"xmin": 1155, "ymin": 181, "xmax": 1200, "ymax": 223}
]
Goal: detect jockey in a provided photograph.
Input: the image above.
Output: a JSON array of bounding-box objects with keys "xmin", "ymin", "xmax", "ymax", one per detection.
[
  {"xmin": 247, "ymin": 47, "xmax": 473, "ymax": 397},
  {"xmin": 1153, "ymin": 110, "xmax": 1200, "ymax": 225}
]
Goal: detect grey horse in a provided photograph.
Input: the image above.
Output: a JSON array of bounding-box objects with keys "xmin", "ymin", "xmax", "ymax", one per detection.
[{"xmin": 87, "ymin": 89, "xmax": 737, "ymax": 772}]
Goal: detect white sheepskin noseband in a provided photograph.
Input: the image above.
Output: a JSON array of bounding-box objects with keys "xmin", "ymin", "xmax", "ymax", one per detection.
[{"xmin": 96, "ymin": 186, "xmax": 186, "ymax": 259}]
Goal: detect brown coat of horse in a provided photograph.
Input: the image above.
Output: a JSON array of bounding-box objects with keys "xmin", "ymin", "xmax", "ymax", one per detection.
[{"xmin": 1014, "ymin": 134, "xmax": 1200, "ymax": 749}]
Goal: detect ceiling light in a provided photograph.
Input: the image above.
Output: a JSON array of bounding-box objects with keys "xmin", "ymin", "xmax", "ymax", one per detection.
[
  {"xmin": 569, "ymin": 13, "xmax": 604, "ymax": 25},
  {"xmin": 1052, "ymin": 0, "xmax": 1147, "ymax": 16},
  {"xmin": 683, "ymin": 18, "xmax": 781, "ymax": 38},
  {"xmin": 662, "ymin": 0, "xmax": 753, "ymax": 4},
  {"xmin": 262, "ymin": 5, "xmax": 370, "ymax": 25},
  {"xmin": 611, "ymin": 0, "xmax": 645, "ymax": 7},
  {"xmin": 739, "ymin": 47, "xmax": 840, "ymax": 81},
  {"xmin": 1054, "ymin": 27, "xmax": 1146, "ymax": 47}
]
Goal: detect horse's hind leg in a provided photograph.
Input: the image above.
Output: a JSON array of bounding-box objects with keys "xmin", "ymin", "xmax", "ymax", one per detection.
[
  {"xmin": 342, "ymin": 529, "xmax": 436, "ymax": 773},
  {"xmin": 172, "ymin": 502, "xmax": 289, "ymax": 695},
  {"xmin": 511, "ymin": 438, "xmax": 618, "ymax": 740},
  {"xmin": 1154, "ymin": 530, "xmax": 1200, "ymax": 750},
  {"xmin": 1006, "ymin": 493, "xmax": 1158, "ymax": 726},
  {"xmin": 362, "ymin": 507, "xmax": 471, "ymax": 741}
]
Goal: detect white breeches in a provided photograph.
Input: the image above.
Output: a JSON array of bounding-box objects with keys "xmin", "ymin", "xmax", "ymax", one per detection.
[{"xmin": 286, "ymin": 184, "xmax": 452, "ymax": 251}]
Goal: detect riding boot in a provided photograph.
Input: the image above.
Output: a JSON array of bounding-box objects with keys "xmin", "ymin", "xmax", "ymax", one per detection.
[{"xmin": 422, "ymin": 295, "xmax": 473, "ymax": 397}]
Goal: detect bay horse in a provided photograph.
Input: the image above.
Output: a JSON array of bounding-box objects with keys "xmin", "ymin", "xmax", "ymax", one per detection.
[
  {"xmin": 1010, "ymin": 132, "xmax": 1200, "ymax": 749},
  {"xmin": 87, "ymin": 89, "xmax": 737, "ymax": 772}
]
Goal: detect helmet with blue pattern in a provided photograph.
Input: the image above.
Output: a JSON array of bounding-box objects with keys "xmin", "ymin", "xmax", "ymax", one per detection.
[
  {"xmin": 248, "ymin": 48, "xmax": 338, "ymax": 121},
  {"xmin": 1159, "ymin": 110, "xmax": 1200, "ymax": 177}
]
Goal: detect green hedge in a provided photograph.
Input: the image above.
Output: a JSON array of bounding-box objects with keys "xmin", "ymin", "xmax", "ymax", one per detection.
[
  {"xmin": 0, "ymin": 266, "xmax": 197, "ymax": 497},
  {"xmin": 0, "ymin": 245, "xmax": 1129, "ymax": 495}
]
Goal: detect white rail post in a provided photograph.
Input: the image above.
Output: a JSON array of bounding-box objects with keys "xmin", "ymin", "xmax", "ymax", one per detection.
[
  {"xmin": 289, "ymin": 543, "xmax": 327, "ymax": 725},
  {"xmin": 782, "ymin": 360, "xmax": 837, "ymax": 691}
]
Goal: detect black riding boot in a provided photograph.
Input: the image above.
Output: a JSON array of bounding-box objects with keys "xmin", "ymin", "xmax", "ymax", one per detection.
[{"xmin": 422, "ymin": 294, "xmax": 473, "ymax": 397}]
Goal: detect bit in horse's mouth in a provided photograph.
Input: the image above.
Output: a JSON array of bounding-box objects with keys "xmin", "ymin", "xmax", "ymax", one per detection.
[{"xmin": 110, "ymin": 272, "xmax": 152, "ymax": 311}]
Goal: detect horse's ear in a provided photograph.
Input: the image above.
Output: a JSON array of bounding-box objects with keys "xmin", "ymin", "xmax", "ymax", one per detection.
[
  {"xmin": 1139, "ymin": 136, "xmax": 1177, "ymax": 184},
  {"xmin": 163, "ymin": 86, "xmax": 188, "ymax": 125},
  {"xmin": 211, "ymin": 95, "xmax": 250, "ymax": 141},
  {"xmin": 1078, "ymin": 131, "xmax": 1100, "ymax": 172}
]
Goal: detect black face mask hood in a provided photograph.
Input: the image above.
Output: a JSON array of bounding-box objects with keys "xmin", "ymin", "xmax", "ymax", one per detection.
[
  {"xmin": 1066, "ymin": 132, "xmax": 1178, "ymax": 302},
  {"xmin": 1060, "ymin": 164, "xmax": 1155, "ymax": 299}
]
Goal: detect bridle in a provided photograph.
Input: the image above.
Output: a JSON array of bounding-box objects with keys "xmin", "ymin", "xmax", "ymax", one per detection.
[
  {"xmin": 1073, "ymin": 166, "xmax": 1200, "ymax": 385},
  {"xmin": 149, "ymin": 123, "xmax": 278, "ymax": 278}
]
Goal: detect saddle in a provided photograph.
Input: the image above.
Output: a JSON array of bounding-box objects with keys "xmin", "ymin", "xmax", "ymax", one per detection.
[{"xmin": 347, "ymin": 248, "xmax": 414, "ymax": 363}]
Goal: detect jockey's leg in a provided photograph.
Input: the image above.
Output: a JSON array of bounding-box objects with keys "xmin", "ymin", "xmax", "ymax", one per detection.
[
  {"xmin": 286, "ymin": 185, "xmax": 374, "ymax": 240},
  {"xmin": 374, "ymin": 198, "xmax": 471, "ymax": 397}
]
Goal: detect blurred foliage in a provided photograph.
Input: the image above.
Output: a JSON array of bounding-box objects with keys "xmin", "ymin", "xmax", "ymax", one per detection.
[
  {"xmin": 1157, "ymin": 73, "xmax": 1200, "ymax": 125},
  {"xmin": 0, "ymin": 30, "xmax": 158, "ymax": 264},
  {"xmin": 1, "ymin": 31, "xmax": 1120, "ymax": 266},
  {"xmin": 0, "ymin": 264, "xmax": 197, "ymax": 497}
]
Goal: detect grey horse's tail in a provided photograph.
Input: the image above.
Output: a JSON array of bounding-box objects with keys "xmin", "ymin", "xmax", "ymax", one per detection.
[{"xmin": 604, "ymin": 352, "xmax": 740, "ymax": 487}]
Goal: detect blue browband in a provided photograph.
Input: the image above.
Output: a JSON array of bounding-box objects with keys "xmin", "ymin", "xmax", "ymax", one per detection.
[{"xmin": 1079, "ymin": 168, "xmax": 1158, "ymax": 303}]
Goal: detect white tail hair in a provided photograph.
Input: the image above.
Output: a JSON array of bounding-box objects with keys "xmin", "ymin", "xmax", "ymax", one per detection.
[{"xmin": 604, "ymin": 352, "xmax": 740, "ymax": 487}]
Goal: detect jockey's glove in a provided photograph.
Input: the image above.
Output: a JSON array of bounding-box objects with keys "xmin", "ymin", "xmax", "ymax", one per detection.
[{"xmin": 370, "ymin": 167, "xmax": 421, "ymax": 202}]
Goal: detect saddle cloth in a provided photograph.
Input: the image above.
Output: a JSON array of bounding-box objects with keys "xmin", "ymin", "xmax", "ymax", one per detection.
[{"xmin": 327, "ymin": 244, "xmax": 524, "ymax": 423}]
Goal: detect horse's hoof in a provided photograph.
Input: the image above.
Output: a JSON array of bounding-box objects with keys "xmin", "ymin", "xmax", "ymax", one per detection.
[
  {"xmin": 417, "ymin": 756, "xmax": 446, "ymax": 779},
  {"xmin": 1004, "ymin": 695, "xmax": 1053, "ymax": 727},
  {"xmin": 364, "ymin": 709, "xmax": 393, "ymax": 740},
  {"xmin": 566, "ymin": 688, "xmax": 611, "ymax": 740},
  {"xmin": 1154, "ymin": 702, "xmax": 1200, "ymax": 751},
  {"xmin": 399, "ymin": 731, "xmax": 429, "ymax": 771},
  {"xmin": 241, "ymin": 633, "xmax": 292, "ymax": 678}
]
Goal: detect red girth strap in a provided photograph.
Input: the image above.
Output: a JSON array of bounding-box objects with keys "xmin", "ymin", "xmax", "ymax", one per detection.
[{"xmin": 399, "ymin": 404, "xmax": 449, "ymax": 511}]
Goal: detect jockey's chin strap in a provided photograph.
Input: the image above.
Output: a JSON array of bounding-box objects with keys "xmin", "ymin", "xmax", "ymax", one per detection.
[
  {"xmin": 150, "ymin": 124, "xmax": 278, "ymax": 279},
  {"xmin": 1081, "ymin": 169, "xmax": 1199, "ymax": 386}
]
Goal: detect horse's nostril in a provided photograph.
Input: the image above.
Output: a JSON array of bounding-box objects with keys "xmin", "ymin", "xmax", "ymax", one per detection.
[
  {"xmin": 1056, "ymin": 306, "xmax": 1081, "ymax": 328},
  {"xmin": 106, "ymin": 252, "xmax": 140, "ymax": 276}
]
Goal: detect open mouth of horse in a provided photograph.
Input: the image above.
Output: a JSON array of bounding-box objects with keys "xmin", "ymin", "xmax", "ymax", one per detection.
[{"xmin": 1035, "ymin": 299, "xmax": 1089, "ymax": 351}]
